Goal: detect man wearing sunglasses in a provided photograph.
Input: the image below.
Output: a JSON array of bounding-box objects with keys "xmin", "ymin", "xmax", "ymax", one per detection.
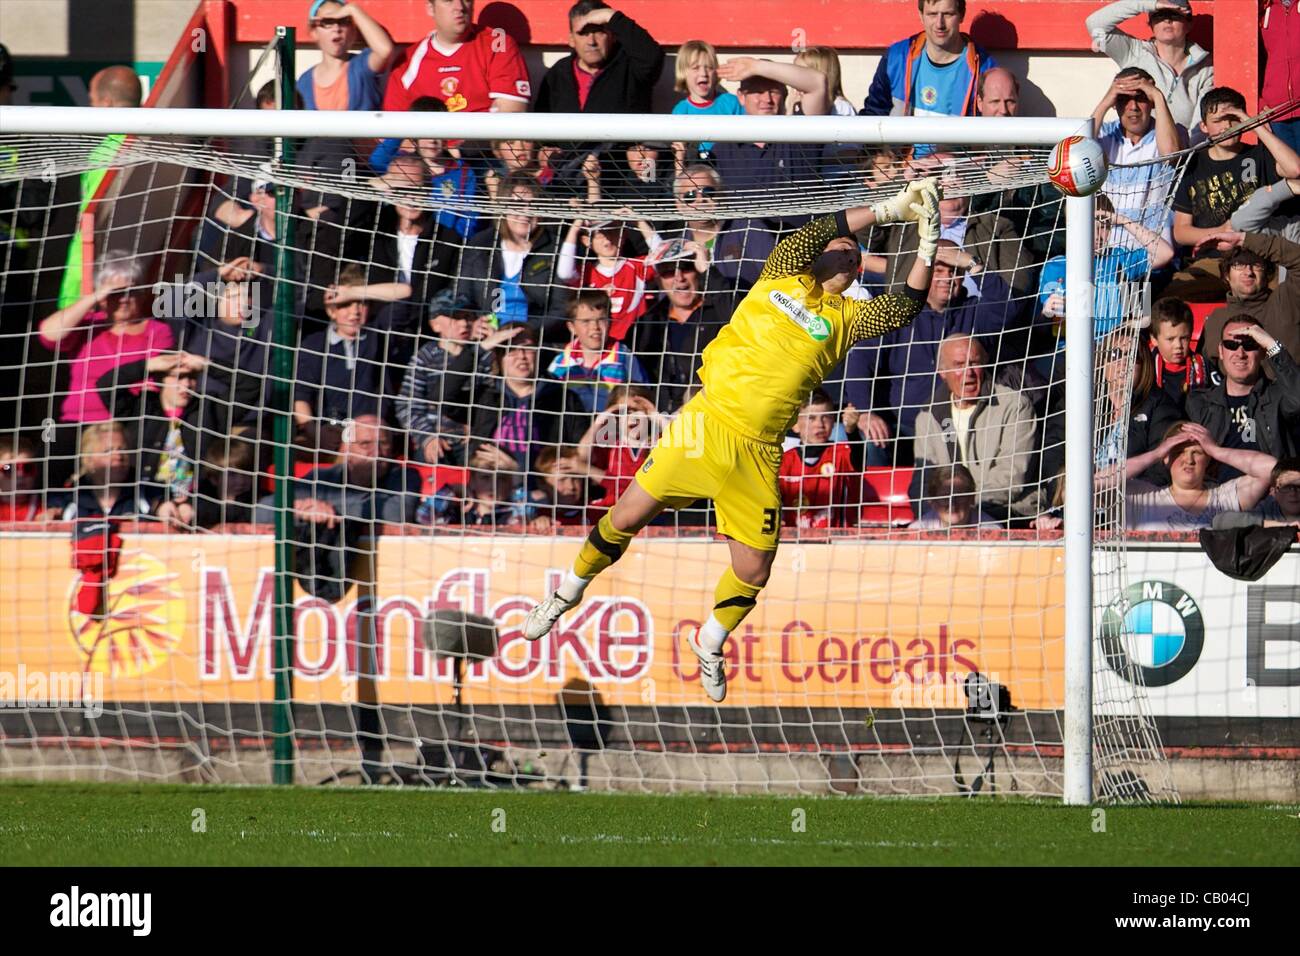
[
  {"xmin": 1196, "ymin": 229, "xmax": 1300, "ymax": 361},
  {"xmin": 1186, "ymin": 317, "xmax": 1300, "ymax": 480}
]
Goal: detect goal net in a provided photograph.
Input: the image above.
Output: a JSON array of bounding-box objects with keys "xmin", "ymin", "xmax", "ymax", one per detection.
[{"xmin": 0, "ymin": 104, "xmax": 1187, "ymax": 801}]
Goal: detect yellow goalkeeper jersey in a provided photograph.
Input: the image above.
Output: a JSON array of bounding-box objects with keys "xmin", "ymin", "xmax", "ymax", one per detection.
[{"xmin": 697, "ymin": 213, "xmax": 923, "ymax": 445}]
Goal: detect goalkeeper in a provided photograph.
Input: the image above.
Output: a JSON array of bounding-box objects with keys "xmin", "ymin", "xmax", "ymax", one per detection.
[{"xmin": 525, "ymin": 178, "xmax": 942, "ymax": 702}]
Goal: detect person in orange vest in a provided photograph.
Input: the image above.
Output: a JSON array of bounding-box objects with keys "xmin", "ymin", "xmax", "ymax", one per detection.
[{"xmin": 860, "ymin": 0, "xmax": 995, "ymax": 139}]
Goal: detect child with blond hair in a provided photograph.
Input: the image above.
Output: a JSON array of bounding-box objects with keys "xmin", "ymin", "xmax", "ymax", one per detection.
[
  {"xmin": 793, "ymin": 45, "xmax": 856, "ymax": 116},
  {"xmin": 671, "ymin": 40, "xmax": 744, "ymax": 157}
]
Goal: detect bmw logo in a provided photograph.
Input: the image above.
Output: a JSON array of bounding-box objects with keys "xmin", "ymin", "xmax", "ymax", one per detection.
[{"xmin": 1099, "ymin": 580, "xmax": 1205, "ymax": 687}]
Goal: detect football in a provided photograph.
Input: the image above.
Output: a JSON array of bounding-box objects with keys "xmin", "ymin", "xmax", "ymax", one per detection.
[{"xmin": 1047, "ymin": 135, "xmax": 1108, "ymax": 197}]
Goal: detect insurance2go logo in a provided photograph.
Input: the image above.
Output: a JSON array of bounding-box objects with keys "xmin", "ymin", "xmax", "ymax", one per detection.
[{"xmin": 1099, "ymin": 580, "xmax": 1205, "ymax": 687}]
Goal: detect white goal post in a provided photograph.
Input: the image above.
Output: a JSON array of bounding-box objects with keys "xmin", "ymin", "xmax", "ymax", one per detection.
[{"xmin": 0, "ymin": 105, "xmax": 1107, "ymax": 803}]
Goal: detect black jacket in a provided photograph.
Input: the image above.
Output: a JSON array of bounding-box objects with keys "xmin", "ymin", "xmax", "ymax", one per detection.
[
  {"xmin": 1038, "ymin": 381, "xmax": 1184, "ymax": 488},
  {"xmin": 455, "ymin": 224, "xmax": 573, "ymax": 340},
  {"xmin": 346, "ymin": 207, "xmax": 460, "ymax": 306},
  {"xmin": 165, "ymin": 271, "xmax": 275, "ymax": 426},
  {"xmin": 468, "ymin": 378, "xmax": 586, "ymax": 476},
  {"xmin": 1128, "ymin": 386, "xmax": 1185, "ymax": 459},
  {"xmin": 1127, "ymin": 385, "xmax": 1184, "ymax": 485},
  {"xmin": 1186, "ymin": 347, "xmax": 1300, "ymax": 461},
  {"xmin": 97, "ymin": 359, "xmax": 232, "ymax": 492},
  {"xmin": 343, "ymin": 206, "xmax": 464, "ymax": 364},
  {"xmin": 295, "ymin": 325, "xmax": 399, "ymax": 425},
  {"xmin": 531, "ymin": 12, "xmax": 664, "ymax": 114},
  {"xmin": 625, "ymin": 296, "xmax": 728, "ymax": 412}
]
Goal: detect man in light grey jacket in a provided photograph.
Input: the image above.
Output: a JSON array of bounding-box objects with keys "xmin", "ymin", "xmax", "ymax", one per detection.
[
  {"xmin": 1086, "ymin": 0, "xmax": 1213, "ymax": 135},
  {"xmin": 912, "ymin": 334, "xmax": 1043, "ymax": 522}
]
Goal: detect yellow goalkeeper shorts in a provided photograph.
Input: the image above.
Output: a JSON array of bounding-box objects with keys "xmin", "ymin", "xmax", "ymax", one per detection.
[{"xmin": 634, "ymin": 395, "xmax": 784, "ymax": 552}]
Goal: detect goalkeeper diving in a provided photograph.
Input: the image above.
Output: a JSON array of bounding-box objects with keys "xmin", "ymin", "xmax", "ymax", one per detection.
[{"xmin": 524, "ymin": 177, "xmax": 943, "ymax": 702}]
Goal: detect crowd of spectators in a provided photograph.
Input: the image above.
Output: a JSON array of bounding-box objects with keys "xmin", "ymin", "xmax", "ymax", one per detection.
[{"xmin": 2, "ymin": 0, "xmax": 1299, "ymax": 549}]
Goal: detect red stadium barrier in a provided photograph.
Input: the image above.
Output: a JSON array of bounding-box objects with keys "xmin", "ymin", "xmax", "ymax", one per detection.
[{"xmin": 861, "ymin": 466, "xmax": 915, "ymax": 527}]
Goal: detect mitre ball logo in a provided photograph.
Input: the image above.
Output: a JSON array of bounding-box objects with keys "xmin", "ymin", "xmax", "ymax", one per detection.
[
  {"xmin": 1047, "ymin": 135, "xmax": 1108, "ymax": 197},
  {"xmin": 1099, "ymin": 580, "xmax": 1205, "ymax": 687},
  {"xmin": 67, "ymin": 551, "xmax": 185, "ymax": 678}
]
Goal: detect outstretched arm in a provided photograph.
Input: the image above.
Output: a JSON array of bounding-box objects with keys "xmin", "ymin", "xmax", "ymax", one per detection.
[
  {"xmin": 718, "ymin": 57, "xmax": 830, "ymax": 116},
  {"xmin": 1115, "ymin": 210, "xmax": 1175, "ymax": 269},
  {"xmin": 846, "ymin": 181, "xmax": 941, "ymax": 338},
  {"xmin": 757, "ymin": 216, "xmax": 845, "ymax": 281},
  {"xmin": 1194, "ymin": 228, "xmax": 1300, "ymax": 273},
  {"xmin": 1192, "ymin": 425, "xmax": 1277, "ymax": 510},
  {"xmin": 1085, "ymin": 0, "xmax": 1157, "ymax": 58},
  {"xmin": 1229, "ymin": 179, "xmax": 1300, "ymax": 233},
  {"xmin": 759, "ymin": 179, "xmax": 940, "ymax": 292},
  {"xmin": 1258, "ymin": 121, "xmax": 1300, "ymax": 180}
]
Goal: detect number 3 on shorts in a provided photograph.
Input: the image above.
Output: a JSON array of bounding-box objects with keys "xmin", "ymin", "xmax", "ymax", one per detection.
[{"xmin": 761, "ymin": 508, "xmax": 778, "ymax": 535}]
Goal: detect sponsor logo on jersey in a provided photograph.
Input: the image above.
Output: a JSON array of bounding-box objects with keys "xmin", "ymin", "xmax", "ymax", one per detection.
[
  {"xmin": 641, "ymin": 456, "xmax": 654, "ymax": 473},
  {"xmin": 437, "ymin": 65, "xmax": 463, "ymax": 74},
  {"xmin": 768, "ymin": 289, "xmax": 831, "ymax": 341},
  {"xmin": 516, "ymin": 80, "xmax": 531, "ymax": 96}
]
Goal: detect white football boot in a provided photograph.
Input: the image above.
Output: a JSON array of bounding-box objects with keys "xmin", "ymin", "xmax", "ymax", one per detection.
[
  {"xmin": 685, "ymin": 626, "xmax": 727, "ymax": 703},
  {"xmin": 523, "ymin": 591, "xmax": 578, "ymax": 642}
]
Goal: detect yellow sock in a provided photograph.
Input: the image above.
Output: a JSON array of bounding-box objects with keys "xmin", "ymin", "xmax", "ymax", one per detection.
[
  {"xmin": 710, "ymin": 566, "xmax": 764, "ymax": 633},
  {"xmin": 573, "ymin": 513, "xmax": 636, "ymax": 579}
]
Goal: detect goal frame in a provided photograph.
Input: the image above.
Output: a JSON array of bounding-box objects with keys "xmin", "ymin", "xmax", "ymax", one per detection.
[{"xmin": 0, "ymin": 105, "xmax": 1097, "ymax": 804}]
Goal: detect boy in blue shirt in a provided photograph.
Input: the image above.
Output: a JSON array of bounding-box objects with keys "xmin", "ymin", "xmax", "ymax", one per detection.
[
  {"xmin": 671, "ymin": 39, "xmax": 745, "ymax": 157},
  {"xmin": 547, "ymin": 291, "xmax": 647, "ymax": 413},
  {"xmin": 1036, "ymin": 193, "xmax": 1174, "ymax": 340},
  {"xmin": 369, "ymin": 97, "xmax": 479, "ymax": 239}
]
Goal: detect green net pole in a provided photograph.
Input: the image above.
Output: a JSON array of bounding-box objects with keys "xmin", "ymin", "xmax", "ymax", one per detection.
[{"xmin": 271, "ymin": 25, "xmax": 297, "ymax": 785}]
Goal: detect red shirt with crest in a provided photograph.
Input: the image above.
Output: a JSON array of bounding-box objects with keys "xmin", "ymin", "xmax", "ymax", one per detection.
[
  {"xmin": 384, "ymin": 26, "xmax": 531, "ymax": 113},
  {"xmin": 778, "ymin": 442, "xmax": 863, "ymax": 528}
]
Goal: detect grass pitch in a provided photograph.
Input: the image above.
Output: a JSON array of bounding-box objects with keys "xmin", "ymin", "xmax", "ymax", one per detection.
[{"xmin": 1, "ymin": 782, "xmax": 1296, "ymax": 866}]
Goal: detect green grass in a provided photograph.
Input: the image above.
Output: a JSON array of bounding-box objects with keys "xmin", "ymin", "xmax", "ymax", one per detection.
[{"xmin": 1, "ymin": 782, "xmax": 1296, "ymax": 866}]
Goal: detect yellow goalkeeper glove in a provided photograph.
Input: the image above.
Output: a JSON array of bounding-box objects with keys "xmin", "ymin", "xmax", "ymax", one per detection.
[
  {"xmin": 907, "ymin": 178, "xmax": 943, "ymax": 265},
  {"xmin": 869, "ymin": 179, "xmax": 930, "ymax": 225}
]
